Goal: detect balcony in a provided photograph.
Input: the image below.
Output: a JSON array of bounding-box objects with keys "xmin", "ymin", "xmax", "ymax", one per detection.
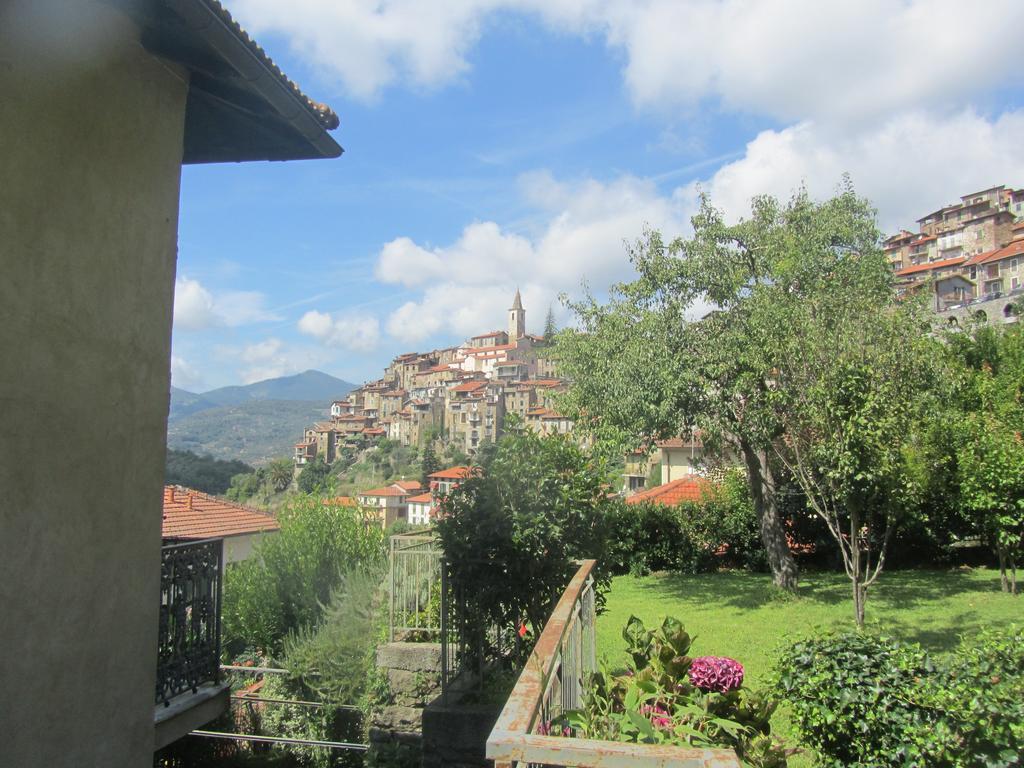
[
  {"xmin": 486, "ymin": 561, "xmax": 740, "ymax": 767},
  {"xmin": 154, "ymin": 538, "xmax": 229, "ymax": 750}
]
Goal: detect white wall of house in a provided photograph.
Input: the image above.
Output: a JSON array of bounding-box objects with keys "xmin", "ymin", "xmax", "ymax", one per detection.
[
  {"xmin": 1, "ymin": 5, "xmax": 188, "ymax": 765},
  {"xmin": 408, "ymin": 500, "xmax": 432, "ymax": 525},
  {"xmin": 660, "ymin": 446, "xmax": 706, "ymax": 482}
]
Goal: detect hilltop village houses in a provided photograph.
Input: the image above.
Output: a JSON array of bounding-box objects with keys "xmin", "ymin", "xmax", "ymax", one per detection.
[
  {"xmin": 294, "ymin": 291, "xmax": 571, "ymax": 467},
  {"xmin": 885, "ymin": 184, "xmax": 1024, "ymax": 319}
]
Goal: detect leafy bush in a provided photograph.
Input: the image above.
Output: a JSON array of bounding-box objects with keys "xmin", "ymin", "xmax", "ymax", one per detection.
[
  {"xmin": 282, "ymin": 563, "xmax": 387, "ymax": 706},
  {"xmin": 563, "ymin": 615, "xmax": 786, "ymax": 767},
  {"xmin": 777, "ymin": 628, "xmax": 1024, "ymax": 768},
  {"xmin": 603, "ymin": 470, "xmax": 765, "ymax": 576},
  {"xmin": 297, "ymin": 458, "xmax": 332, "ymax": 494},
  {"xmin": 914, "ymin": 627, "xmax": 1024, "ymax": 767},
  {"xmin": 436, "ymin": 425, "xmax": 614, "ymax": 665},
  {"xmin": 166, "ymin": 448, "xmax": 254, "ymax": 494},
  {"xmin": 777, "ymin": 632, "xmax": 935, "ymax": 767},
  {"xmin": 222, "ymin": 495, "xmax": 384, "ymax": 656}
]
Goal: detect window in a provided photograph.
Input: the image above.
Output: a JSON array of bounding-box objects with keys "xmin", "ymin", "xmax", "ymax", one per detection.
[{"xmin": 1011, "ymin": 258, "xmax": 1019, "ymax": 272}]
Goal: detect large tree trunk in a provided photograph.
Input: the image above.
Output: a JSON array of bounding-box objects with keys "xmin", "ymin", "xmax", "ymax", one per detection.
[{"xmin": 740, "ymin": 440, "xmax": 799, "ymax": 590}]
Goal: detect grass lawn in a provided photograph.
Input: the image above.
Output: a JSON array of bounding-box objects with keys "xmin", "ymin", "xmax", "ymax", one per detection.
[{"xmin": 596, "ymin": 567, "xmax": 1021, "ymax": 766}]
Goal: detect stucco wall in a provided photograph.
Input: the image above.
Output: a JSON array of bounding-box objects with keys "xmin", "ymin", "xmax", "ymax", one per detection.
[{"xmin": 0, "ymin": 3, "xmax": 188, "ymax": 765}]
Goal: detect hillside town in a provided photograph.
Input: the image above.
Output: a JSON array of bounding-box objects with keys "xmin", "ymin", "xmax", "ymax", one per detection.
[
  {"xmin": 293, "ymin": 290, "xmax": 571, "ymax": 467},
  {"xmin": 888, "ymin": 183, "xmax": 1024, "ymax": 317},
  {"xmin": 9, "ymin": 3, "xmax": 1024, "ymax": 768}
]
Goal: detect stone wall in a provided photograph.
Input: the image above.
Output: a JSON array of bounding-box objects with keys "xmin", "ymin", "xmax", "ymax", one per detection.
[{"xmin": 370, "ymin": 642, "xmax": 442, "ymax": 756}]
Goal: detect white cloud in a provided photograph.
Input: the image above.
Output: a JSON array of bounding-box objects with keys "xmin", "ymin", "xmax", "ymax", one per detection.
[
  {"xmin": 170, "ymin": 354, "xmax": 203, "ymax": 390},
  {"xmin": 173, "ymin": 277, "xmax": 279, "ymax": 331},
  {"xmin": 230, "ymin": 0, "xmax": 1024, "ymax": 122},
  {"xmin": 373, "ymin": 172, "xmax": 687, "ymax": 343},
  {"xmin": 298, "ymin": 310, "xmax": 382, "ymax": 352},
  {"xmin": 368, "ymin": 105, "xmax": 1024, "ymax": 345},
  {"xmin": 688, "ymin": 108, "xmax": 1024, "ymax": 233},
  {"xmin": 173, "ymin": 277, "xmax": 219, "ymax": 331}
]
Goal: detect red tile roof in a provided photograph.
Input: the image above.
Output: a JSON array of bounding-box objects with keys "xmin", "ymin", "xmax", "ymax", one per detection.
[
  {"xmin": 895, "ymin": 256, "xmax": 966, "ymax": 277},
  {"xmin": 358, "ymin": 481, "xmax": 421, "ymax": 498},
  {"xmin": 451, "ymin": 380, "xmax": 488, "ymax": 393},
  {"xmin": 162, "ymin": 486, "xmax": 279, "ymax": 540},
  {"xmin": 428, "ymin": 466, "xmax": 474, "ymax": 480},
  {"xmin": 325, "ymin": 496, "xmax": 357, "ymax": 507},
  {"xmin": 472, "ymin": 330, "xmax": 506, "ymax": 339},
  {"xmin": 407, "ymin": 492, "xmax": 433, "ymax": 504},
  {"xmin": 625, "ymin": 478, "xmax": 712, "ymax": 506}
]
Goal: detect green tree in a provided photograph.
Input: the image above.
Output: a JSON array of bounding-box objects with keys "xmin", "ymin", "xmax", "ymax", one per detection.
[
  {"xmin": 222, "ymin": 495, "xmax": 384, "ymax": 655},
  {"xmin": 420, "ymin": 440, "xmax": 441, "ymax": 485},
  {"xmin": 297, "ymin": 457, "xmax": 331, "ymax": 494},
  {"xmin": 436, "ymin": 424, "xmax": 613, "ymax": 663},
  {"xmin": 543, "ymin": 304, "xmax": 557, "ymax": 340},
  {"xmin": 558, "ymin": 186, "xmax": 886, "ymax": 589},
  {"xmin": 267, "ymin": 457, "xmax": 294, "ymax": 493},
  {"xmin": 756, "ymin": 241, "xmax": 936, "ymax": 625},
  {"xmin": 949, "ymin": 323, "xmax": 1024, "ymax": 594}
]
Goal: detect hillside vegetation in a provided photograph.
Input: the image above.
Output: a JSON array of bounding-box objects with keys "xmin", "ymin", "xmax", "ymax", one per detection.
[
  {"xmin": 165, "ymin": 449, "xmax": 254, "ymax": 494},
  {"xmin": 167, "ymin": 399, "xmax": 328, "ymax": 466}
]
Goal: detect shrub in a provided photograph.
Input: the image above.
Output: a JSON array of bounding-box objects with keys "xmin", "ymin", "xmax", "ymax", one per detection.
[
  {"xmin": 563, "ymin": 615, "xmax": 786, "ymax": 767},
  {"xmin": 914, "ymin": 627, "xmax": 1024, "ymax": 767},
  {"xmin": 602, "ymin": 469, "xmax": 765, "ymax": 576},
  {"xmin": 297, "ymin": 457, "xmax": 332, "ymax": 494},
  {"xmin": 777, "ymin": 628, "xmax": 1024, "ymax": 768},
  {"xmin": 222, "ymin": 495, "xmax": 384, "ymax": 656},
  {"xmin": 776, "ymin": 632, "xmax": 936, "ymax": 768},
  {"xmin": 436, "ymin": 425, "xmax": 613, "ymax": 665}
]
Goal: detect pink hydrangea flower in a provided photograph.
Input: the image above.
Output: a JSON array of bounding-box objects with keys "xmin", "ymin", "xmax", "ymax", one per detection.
[
  {"xmin": 641, "ymin": 703, "xmax": 673, "ymax": 730},
  {"xmin": 688, "ymin": 656, "xmax": 744, "ymax": 693}
]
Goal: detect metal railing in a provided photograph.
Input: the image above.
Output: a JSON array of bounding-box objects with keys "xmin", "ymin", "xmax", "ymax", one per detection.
[
  {"xmin": 388, "ymin": 529, "xmax": 442, "ymax": 641},
  {"xmin": 486, "ymin": 560, "xmax": 741, "ymax": 768},
  {"xmin": 156, "ymin": 538, "xmax": 223, "ymax": 706}
]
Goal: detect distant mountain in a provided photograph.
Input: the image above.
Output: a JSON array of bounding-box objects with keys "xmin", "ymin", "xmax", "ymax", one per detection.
[
  {"xmin": 166, "ymin": 371, "xmax": 355, "ymax": 465},
  {"xmin": 169, "ymin": 370, "xmax": 355, "ymax": 422},
  {"xmin": 198, "ymin": 370, "xmax": 356, "ymax": 408},
  {"xmin": 169, "ymin": 386, "xmax": 218, "ymax": 420},
  {"xmin": 167, "ymin": 399, "xmax": 330, "ymax": 466}
]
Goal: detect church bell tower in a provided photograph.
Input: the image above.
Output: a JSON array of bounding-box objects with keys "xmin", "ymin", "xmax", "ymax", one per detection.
[{"xmin": 508, "ymin": 288, "xmax": 525, "ymax": 342}]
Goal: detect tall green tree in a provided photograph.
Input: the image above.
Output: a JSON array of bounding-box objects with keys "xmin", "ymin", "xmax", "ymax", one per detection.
[
  {"xmin": 948, "ymin": 323, "xmax": 1024, "ymax": 594},
  {"xmin": 267, "ymin": 457, "xmax": 294, "ymax": 493},
  {"xmin": 559, "ymin": 187, "xmax": 886, "ymax": 589},
  {"xmin": 543, "ymin": 304, "xmax": 558, "ymax": 340},
  {"xmin": 420, "ymin": 440, "xmax": 441, "ymax": 485},
  {"xmin": 755, "ymin": 246, "xmax": 936, "ymax": 625}
]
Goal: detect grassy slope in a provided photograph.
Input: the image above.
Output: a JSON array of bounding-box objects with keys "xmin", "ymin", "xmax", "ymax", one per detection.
[{"xmin": 597, "ymin": 568, "xmax": 1020, "ymax": 766}]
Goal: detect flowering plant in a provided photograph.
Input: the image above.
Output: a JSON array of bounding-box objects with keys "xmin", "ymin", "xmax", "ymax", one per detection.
[
  {"xmin": 689, "ymin": 655, "xmax": 745, "ymax": 693},
  {"xmin": 559, "ymin": 616, "xmax": 787, "ymax": 768}
]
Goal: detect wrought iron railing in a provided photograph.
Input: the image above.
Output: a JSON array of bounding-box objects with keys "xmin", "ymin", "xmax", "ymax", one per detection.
[
  {"xmin": 486, "ymin": 560, "xmax": 741, "ymax": 768},
  {"xmin": 388, "ymin": 529, "xmax": 442, "ymax": 641},
  {"xmin": 156, "ymin": 538, "xmax": 223, "ymax": 706}
]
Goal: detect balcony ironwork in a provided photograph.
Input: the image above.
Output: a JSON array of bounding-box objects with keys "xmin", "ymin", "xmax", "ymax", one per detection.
[{"xmin": 156, "ymin": 538, "xmax": 223, "ymax": 707}]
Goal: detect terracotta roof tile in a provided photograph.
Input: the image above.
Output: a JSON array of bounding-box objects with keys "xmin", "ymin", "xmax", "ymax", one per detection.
[
  {"xmin": 202, "ymin": 0, "xmax": 338, "ymax": 130},
  {"xmin": 625, "ymin": 478, "xmax": 713, "ymax": 506},
  {"xmin": 895, "ymin": 256, "xmax": 967, "ymax": 277},
  {"xmin": 162, "ymin": 486, "xmax": 279, "ymax": 540},
  {"xmin": 428, "ymin": 466, "xmax": 474, "ymax": 480},
  {"xmin": 407, "ymin": 492, "xmax": 433, "ymax": 503}
]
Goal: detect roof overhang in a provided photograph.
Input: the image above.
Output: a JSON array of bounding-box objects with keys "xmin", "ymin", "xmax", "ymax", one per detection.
[{"xmin": 114, "ymin": 0, "xmax": 342, "ymax": 163}]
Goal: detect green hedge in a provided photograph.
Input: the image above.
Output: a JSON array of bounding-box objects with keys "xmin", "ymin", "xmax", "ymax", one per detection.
[{"xmin": 777, "ymin": 627, "xmax": 1024, "ymax": 768}]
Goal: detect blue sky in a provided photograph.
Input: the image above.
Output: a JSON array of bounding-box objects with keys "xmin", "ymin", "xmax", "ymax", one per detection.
[{"xmin": 171, "ymin": 0, "xmax": 1024, "ymax": 391}]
